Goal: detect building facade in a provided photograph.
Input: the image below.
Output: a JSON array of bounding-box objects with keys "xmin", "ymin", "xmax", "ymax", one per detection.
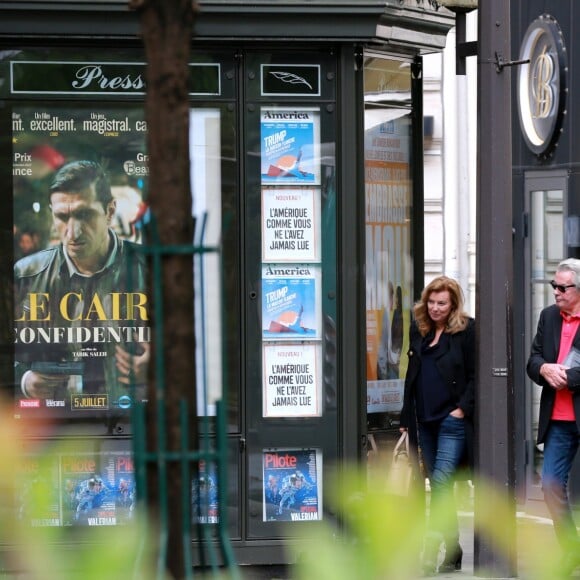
[
  {"xmin": 426, "ymin": 0, "xmax": 580, "ymax": 509},
  {"xmin": 511, "ymin": 0, "xmax": 580, "ymax": 506}
]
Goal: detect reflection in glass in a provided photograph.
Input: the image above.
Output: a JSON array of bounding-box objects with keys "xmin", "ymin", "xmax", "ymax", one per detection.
[{"xmin": 364, "ymin": 55, "xmax": 413, "ymax": 432}]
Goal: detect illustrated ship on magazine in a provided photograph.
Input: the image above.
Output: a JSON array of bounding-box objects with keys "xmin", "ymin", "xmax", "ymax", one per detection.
[
  {"xmin": 265, "ymin": 150, "xmax": 314, "ymax": 181},
  {"xmin": 267, "ymin": 305, "xmax": 313, "ymax": 334}
]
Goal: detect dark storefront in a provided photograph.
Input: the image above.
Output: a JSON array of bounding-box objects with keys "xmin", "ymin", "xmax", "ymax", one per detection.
[
  {"xmin": 511, "ymin": 0, "xmax": 580, "ymax": 507},
  {"xmin": 0, "ymin": 0, "xmax": 454, "ymax": 566}
]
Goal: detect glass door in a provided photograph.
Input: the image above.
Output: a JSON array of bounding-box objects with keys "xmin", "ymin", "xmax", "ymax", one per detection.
[{"xmin": 524, "ymin": 171, "xmax": 567, "ymax": 500}]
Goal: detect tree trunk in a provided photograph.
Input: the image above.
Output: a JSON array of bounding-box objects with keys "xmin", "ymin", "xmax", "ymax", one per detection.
[{"xmin": 129, "ymin": 1, "xmax": 196, "ymax": 578}]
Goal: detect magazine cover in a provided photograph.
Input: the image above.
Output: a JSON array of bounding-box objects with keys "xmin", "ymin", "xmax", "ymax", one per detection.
[
  {"xmin": 112, "ymin": 453, "xmax": 136, "ymax": 525},
  {"xmin": 262, "ymin": 448, "xmax": 322, "ymax": 522},
  {"xmin": 262, "ymin": 342, "xmax": 322, "ymax": 418},
  {"xmin": 191, "ymin": 460, "xmax": 219, "ymax": 524},
  {"xmin": 262, "ymin": 264, "xmax": 321, "ymax": 340},
  {"xmin": 12, "ymin": 105, "xmax": 150, "ymax": 420},
  {"xmin": 261, "ymin": 188, "xmax": 321, "ymax": 263},
  {"xmin": 260, "ymin": 108, "xmax": 320, "ymax": 185},
  {"xmin": 16, "ymin": 454, "xmax": 61, "ymax": 527},
  {"xmin": 60, "ymin": 451, "xmax": 135, "ymax": 527}
]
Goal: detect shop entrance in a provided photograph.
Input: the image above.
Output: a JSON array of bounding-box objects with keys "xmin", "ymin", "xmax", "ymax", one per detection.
[{"xmin": 523, "ymin": 171, "xmax": 567, "ymax": 501}]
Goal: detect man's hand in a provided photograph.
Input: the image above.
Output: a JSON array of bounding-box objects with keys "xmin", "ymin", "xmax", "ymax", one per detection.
[
  {"xmin": 115, "ymin": 343, "xmax": 150, "ymax": 385},
  {"xmin": 540, "ymin": 363, "xmax": 568, "ymax": 390},
  {"xmin": 21, "ymin": 371, "xmax": 65, "ymax": 399}
]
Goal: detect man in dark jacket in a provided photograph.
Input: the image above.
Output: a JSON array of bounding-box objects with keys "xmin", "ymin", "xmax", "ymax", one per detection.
[
  {"xmin": 527, "ymin": 258, "xmax": 580, "ymax": 577},
  {"xmin": 14, "ymin": 160, "xmax": 149, "ymax": 412}
]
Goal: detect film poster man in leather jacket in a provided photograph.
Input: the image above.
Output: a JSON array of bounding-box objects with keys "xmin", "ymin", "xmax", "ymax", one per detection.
[{"xmin": 14, "ymin": 160, "xmax": 149, "ymax": 412}]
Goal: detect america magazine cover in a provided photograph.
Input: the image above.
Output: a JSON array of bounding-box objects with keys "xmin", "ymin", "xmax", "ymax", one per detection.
[
  {"xmin": 262, "ymin": 448, "xmax": 322, "ymax": 522},
  {"xmin": 260, "ymin": 108, "xmax": 320, "ymax": 185},
  {"xmin": 61, "ymin": 451, "xmax": 135, "ymax": 527},
  {"xmin": 12, "ymin": 105, "xmax": 150, "ymax": 420},
  {"xmin": 261, "ymin": 264, "xmax": 321, "ymax": 341}
]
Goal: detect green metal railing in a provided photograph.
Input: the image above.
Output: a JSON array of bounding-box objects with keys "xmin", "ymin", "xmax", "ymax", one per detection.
[{"xmin": 127, "ymin": 213, "xmax": 238, "ymax": 579}]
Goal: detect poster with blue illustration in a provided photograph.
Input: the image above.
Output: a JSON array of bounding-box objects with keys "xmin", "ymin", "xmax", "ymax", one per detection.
[
  {"xmin": 192, "ymin": 460, "xmax": 219, "ymax": 524},
  {"xmin": 262, "ymin": 447, "xmax": 322, "ymax": 522},
  {"xmin": 60, "ymin": 451, "xmax": 135, "ymax": 527},
  {"xmin": 262, "ymin": 264, "xmax": 321, "ymax": 340},
  {"xmin": 260, "ymin": 108, "xmax": 320, "ymax": 185}
]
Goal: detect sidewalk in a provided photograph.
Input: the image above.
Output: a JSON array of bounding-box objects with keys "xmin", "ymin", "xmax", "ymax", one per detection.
[
  {"xmin": 437, "ymin": 503, "xmax": 579, "ymax": 580},
  {"xmin": 240, "ymin": 499, "xmax": 580, "ymax": 579}
]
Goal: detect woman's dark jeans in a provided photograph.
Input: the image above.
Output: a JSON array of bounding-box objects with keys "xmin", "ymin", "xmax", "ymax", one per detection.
[{"xmin": 418, "ymin": 414, "xmax": 466, "ymax": 546}]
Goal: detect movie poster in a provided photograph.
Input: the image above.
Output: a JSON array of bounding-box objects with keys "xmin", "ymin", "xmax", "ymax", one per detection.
[
  {"xmin": 60, "ymin": 451, "xmax": 135, "ymax": 527},
  {"xmin": 364, "ymin": 113, "xmax": 412, "ymax": 416},
  {"xmin": 262, "ymin": 188, "xmax": 321, "ymax": 263},
  {"xmin": 262, "ymin": 342, "xmax": 322, "ymax": 418},
  {"xmin": 262, "ymin": 448, "xmax": 322, "ymax": 522},
  {"xmin": 261, "ymin": 264, "xmax": 321, "ymax": 341},
  {"xmin": 12, "ymin": 105, "xmax": 150, "ymax": 420},
  {"xmin": 260, "ymin": 108, "xmax": 320, "ymax": 185}
]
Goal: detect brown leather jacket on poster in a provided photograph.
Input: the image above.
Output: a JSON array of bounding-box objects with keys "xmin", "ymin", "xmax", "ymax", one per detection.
[{"xmin": 14, "ymin": 230, "xmax": 148, "ymax": 406}]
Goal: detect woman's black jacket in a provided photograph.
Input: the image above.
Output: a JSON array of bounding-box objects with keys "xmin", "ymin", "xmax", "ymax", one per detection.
[{"xmin": 400, "ymin": 317, "xmax": 476, "ymax": 472}]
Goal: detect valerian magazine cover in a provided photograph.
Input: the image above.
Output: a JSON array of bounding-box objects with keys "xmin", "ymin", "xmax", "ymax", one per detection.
[
  {"xmin": 60, "ymin": 451, "xmax": 135, "ymax": 527},
  {"xmin": 191, "ymin": 460, "xmax": 219, "ymax": 524},
  {"xmin": 12, "ymin": 104, "xmax": 150, "ymax": 420},
  {"xmin": 16, "ymin": 454, "xmax": 61, "ymax": 527},
  {"xmin": 262, "ymin": 448, "xmax": 321, "ymax": 522}
]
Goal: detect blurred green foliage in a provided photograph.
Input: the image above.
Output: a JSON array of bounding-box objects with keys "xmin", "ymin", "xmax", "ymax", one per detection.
[
  {"xmin": 288, "ymin": 464, "xmax": 570, "ymax": 580},
  {"xmin": 0, "ymin": 404, "xmax": 166, "ymax": 579},
  {"xmin": 0, "ymin": 405, "xmax": 574, "ymax": 579}
]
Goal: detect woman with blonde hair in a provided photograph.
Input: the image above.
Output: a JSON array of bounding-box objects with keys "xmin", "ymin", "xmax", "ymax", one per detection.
[{"xmin": 400, "ymin": 276, "xmax": 475, "ymax": 575}]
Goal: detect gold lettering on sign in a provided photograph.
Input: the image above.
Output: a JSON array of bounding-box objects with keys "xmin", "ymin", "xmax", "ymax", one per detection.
[{"xmin": 531, "ymin": 46, "xmax": 554, "ymax": 119}]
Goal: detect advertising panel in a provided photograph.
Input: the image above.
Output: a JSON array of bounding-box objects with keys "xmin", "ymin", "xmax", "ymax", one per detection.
[
  {"xmin": 262, "ymin": 448, "xmax": 322, "ymax": 522},
  {"xmin": 262, "ymin": 342, "xmax": 322, "ymax": 418},
  {"xmin": 259, "ymin": 106, "xmax": 324, "ymax": 423},
  {"xmin": 12, "ymin": 105, "xmax": 150, "ymax": 420},
  {"xmin": 262, "ymin": 187, "xmax": 320, "ymax": 263},
  {"xmin": 364, "ymin": 113, "xmax": 412, "ymax": 417}
]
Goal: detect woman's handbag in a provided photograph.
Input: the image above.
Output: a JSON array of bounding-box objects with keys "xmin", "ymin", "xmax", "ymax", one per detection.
[{"xmin": 386, "ymin": 431, "xmax": 413, "ymax": 496}]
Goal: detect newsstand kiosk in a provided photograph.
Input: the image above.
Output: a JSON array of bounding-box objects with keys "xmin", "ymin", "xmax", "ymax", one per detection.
[{"xmin": 0, "ymin": 0, "xmax": 454, "ymax": 567}]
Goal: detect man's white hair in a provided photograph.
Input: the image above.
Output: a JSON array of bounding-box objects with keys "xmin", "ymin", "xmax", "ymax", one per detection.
[{"xmin": 557, "ymin": 258, "xmax": 580, "ymax": 287}]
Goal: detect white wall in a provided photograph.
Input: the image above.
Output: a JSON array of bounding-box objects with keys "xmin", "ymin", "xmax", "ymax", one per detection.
[{"xmin": 422, "ymin": 11, "xmax": 478, "ymax": 316}]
